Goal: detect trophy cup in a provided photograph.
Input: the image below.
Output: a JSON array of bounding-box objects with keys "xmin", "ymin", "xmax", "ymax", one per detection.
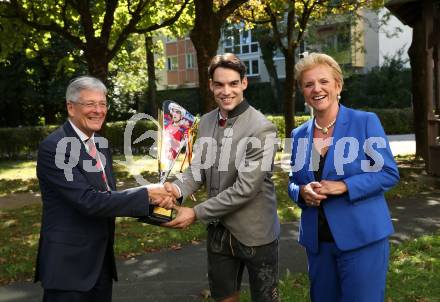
[{"xmin": 138, "ymin": 100, "xmax": 196, "ymax": 225}]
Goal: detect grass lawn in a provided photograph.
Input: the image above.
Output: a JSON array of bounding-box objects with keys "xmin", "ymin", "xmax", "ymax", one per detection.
[
  {"xmin": 0, "ymin": 154, "xmax": 438, "ymax": 302},
  {"xmin": 237, "ymin": 233, "xmax": 440, "ymax": 302}
]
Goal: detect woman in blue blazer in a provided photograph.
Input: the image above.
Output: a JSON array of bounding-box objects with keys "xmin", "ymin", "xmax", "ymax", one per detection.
[{"xmin": 288, "ymin": 53, "xmax": 399, "ymax": 302}]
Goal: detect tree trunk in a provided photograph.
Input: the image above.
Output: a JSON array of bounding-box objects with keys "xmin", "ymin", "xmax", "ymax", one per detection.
[
  {"xmin": 190, "ymin": 21, "xmax": 219, "ymax": 113},
  {"xmin": 84, "ymin": 48, "xmax": 109, "ymax": 84},
  {"xmin": 283, "ymin": 49, "xmax": 296, "ymax": 137},
  {"xmin": 258, "ymin": 34, "xmax": 282, "ymax": 112},
  {"xmin": 408, "ymin": 20, "xmax": 429, "ymax": 161},
  {"xmin": 189, "ymin": 0, "xmax": 248, "ymax": 114},
  {"xmin": 84, "ymin": 48, "xmax": 110, "ymax": 135},
  {"xmin": 145, "ymin": 35, "xmax": 158, "ymax": 117},
  {"xmin": 43, "ymin": 103, "xmax": 59, "ymax": 124}
]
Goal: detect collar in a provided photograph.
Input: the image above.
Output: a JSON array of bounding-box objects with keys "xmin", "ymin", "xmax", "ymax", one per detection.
[
  {"xmin": 218, "ymin": 112, "xmax": 227, "ymax": 121},
  {"xmin": 68, "ymin": 119, "xmax": 94, "ymax": 142},
  {"xmin": 219, "ymin": 99, "xmax": 249, "ymax": 119}
]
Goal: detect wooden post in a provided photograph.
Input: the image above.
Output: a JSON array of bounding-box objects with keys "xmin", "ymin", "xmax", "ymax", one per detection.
[
  {"xmin": 426, "ymin": 0, "xmax": 440, "ymax": 175},
  {"xmin": 433, "ymin": 10, "xmax": 440, "ymax": 117}
]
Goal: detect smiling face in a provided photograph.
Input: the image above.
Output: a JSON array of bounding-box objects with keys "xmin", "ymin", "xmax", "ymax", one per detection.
[
  {"xmin": 301, "ymin": 64, "xmax": 342, "ymax": 115},
  {"xmin": 171, "ymin": 109, "xmax": 183, "ymax": 123},
  {"xmin": 67, "ymin": 89, "xmax": 107, "ymax": 137},
  {"xmin": 210, "ymin": 67, "xmax": 248, "ymax": 117}
]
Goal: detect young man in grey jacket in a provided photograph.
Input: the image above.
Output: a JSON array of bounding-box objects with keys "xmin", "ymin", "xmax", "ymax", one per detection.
[{"xmin": 164, "ymin": 53, "xmax": 280, "ymax": 302}]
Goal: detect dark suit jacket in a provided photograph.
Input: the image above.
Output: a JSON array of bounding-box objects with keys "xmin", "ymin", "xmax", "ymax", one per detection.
[
  {"xmin": 34, "ymin": 121, "xmax": 149, "ymax": 291},
  {"xmin": 288, "ymin": 105, "xmax": 400, "ymax": 253}
]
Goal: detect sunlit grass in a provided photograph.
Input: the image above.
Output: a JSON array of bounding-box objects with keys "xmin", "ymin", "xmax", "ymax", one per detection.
[
  {"xmin": 0, "ymin": 187, "xmax": 210, "ymax": 285},
  {"xmin": 0, "ymin": 204, "xmax": 41, "ymax": 284},
  {"xmin": 0, "ymin": 153, "xmax": 438, "ymax": 291},
  {"xmin": 0, "ymin": 161, "xmax": 36, "ymax": 180},
  {"xmin": 387, "ymin": 234, "xmax": 440, "ymax": 301},
  {"xmin": 238, "ymin": 233, "xmax": 440, "ymax": 302}
]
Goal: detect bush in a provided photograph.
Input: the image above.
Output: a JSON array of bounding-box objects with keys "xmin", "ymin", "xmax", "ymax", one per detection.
[
  {"xmin": 156, "ymin": 81, "xmax": 306, "ymax": 115},
  {"xmin": 342, "ymin": 57, "xmax": 412, "ymax": 109},
  {"xmin": 0, "ymin": 121, "xmax": 157, "ymax": 160},
  {"xmin": 268, "ymin": 108, "xmax": 413, "ymax": 138},
  {"xmin": 157, "ymin": 87, "xmax": 202, "ymax": 114},
  {"xmin": 104, "ymin": 120, "xmax": 157, "ymax": 155},
  {"xmin": 367, "ymin": 107, "xmax": 413, "ymax": 134},
  {"xmin": 0, "ymin": 108, "xmax": 413, "ymax": 159},
  {"xmin": 0, "ymin": 126, "xmax": 58, "ymax": 159},
  {"xmin": 267, "ymin": 115, "xmax": 311, "ymax": 139}
]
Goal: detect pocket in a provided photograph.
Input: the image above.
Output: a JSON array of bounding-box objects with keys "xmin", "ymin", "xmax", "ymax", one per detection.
[
  {"xmin": 236, "ymin": 241, "xmax": 256, "ymax": 258},
  {"xmin": 208, "ymin": 224, "xmax": 229, "ymax": 253}
]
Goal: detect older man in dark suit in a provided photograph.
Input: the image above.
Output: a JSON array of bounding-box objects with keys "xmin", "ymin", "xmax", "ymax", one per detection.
[{"xmin": 34, "ymin": 76, "xmax": 174, "ymax": 302}]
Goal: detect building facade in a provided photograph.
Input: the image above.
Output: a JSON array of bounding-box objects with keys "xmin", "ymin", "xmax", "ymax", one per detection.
[{"xmin": 157, "ymin": 8, "xmax": 412, "ymax": 89}]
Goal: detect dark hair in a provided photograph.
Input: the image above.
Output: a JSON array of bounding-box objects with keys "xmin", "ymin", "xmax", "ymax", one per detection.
[{"xmin": 208, "ymin": 53, "xmax": 247, "ymax": 80}]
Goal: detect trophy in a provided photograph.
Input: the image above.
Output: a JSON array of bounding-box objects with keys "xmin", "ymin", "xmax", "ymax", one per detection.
[{"xmin": 138, "ymin": 100, "xmax": 196, "ymax": 225}]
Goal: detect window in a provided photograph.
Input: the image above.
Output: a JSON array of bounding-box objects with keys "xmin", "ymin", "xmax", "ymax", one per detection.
[
  {"xmin": 243, "ymin": 59, "xmax": 259, "ymax": 76},
  {"xmin": 165, "ymin": 36, "xmax": 177, "ymax": 43},
  {"xmin": 316, "ymin": 24, "xmax": 351, "ymax": 64},
  {"xmin": 186, "ymin": 53, "xmax": 195, "ymax": 69},
  {"xmin": 223, "ymin": 26, "xmax": 259, "ymax": 55},
  {"xmin": 318, "ymin": 24, "xmax": 350, "ymax": 53},
  {"xmin": 167, "ymin": 56, "xmax": 178, "ymax": 71}
]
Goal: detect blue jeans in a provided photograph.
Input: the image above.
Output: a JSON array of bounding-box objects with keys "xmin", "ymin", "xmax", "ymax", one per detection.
[{"xmin": 207, "ymin": 223, "xmax": 279, "ymax": 301}]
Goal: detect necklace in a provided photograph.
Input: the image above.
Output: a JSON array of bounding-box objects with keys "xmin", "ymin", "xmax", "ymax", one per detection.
[{"xmin": 314, "ymin": 118, "xmax": 336, "ymax": 134}]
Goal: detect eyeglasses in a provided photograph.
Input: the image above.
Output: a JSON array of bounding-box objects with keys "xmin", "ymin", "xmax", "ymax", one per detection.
[{"xmin": 72, "ymin": 101, "xmax": 109, "ymax": 110}]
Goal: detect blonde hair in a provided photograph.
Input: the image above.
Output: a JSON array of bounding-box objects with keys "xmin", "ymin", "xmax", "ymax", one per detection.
[{"xmin": 294, "ymin": 53, "xmax": 344, "ymax": 89}]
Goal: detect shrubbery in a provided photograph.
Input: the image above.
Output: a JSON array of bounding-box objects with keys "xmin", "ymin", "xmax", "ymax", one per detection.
[
  {"xmin": 342, "ymin": 58, "xmax": 412, "ymax": 109},
  {"xmin": 0, "ymin": 108, "xmax": 413, "ymax": 160}
]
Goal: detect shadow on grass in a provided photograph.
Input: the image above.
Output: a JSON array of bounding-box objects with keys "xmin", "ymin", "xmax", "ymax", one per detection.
[{"xmin": 0, "ymin": 179, "xmax": 39, "ymax": 196}]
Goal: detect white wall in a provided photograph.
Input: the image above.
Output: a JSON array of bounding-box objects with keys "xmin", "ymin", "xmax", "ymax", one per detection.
[{"xmin": 377, "ymin": 8, "xmax": 412, "ymax": 67}]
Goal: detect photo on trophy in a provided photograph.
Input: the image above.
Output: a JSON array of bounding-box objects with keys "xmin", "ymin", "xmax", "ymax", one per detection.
[{"xmin": 138, "ymin": 100, "xmax": 196, "ymax": 226}]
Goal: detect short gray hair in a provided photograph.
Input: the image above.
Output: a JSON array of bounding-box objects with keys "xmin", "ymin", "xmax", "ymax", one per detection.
[{"xmin": 66, "ymin": 76, "xmax": 107, "ymax": 103}]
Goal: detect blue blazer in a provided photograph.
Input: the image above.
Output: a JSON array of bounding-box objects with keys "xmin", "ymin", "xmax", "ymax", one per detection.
[
  {"xmin": 34, "ymin": 121, "xmax": 149, "ymax": 291},
  {"xmin": 288, "ymin": 105, "xmax": 399, "ymax": 253}
]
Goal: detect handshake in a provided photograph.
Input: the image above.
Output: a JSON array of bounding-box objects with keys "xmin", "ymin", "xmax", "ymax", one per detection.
[
  {"xmin": 146, "ymin": 182, "xmax": 181, "ymax": 210},
  {"xmin": 145, "ymin": 182, "xmax": 196, "ymax": 229}
]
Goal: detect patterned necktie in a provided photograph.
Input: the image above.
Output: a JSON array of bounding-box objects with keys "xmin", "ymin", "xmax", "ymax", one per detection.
[{"xmin": 86, "ymin": 138, "xmax": 110, "ymax": 191}]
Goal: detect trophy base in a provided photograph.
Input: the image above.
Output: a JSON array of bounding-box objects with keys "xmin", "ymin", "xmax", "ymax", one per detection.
[
  {"xmin": 137, "ymin": 197, "xmax": 182, "ymax": 226},
  {"xmin": 138, "ymin": 205, "xmax": 173, "ymax": 225}
]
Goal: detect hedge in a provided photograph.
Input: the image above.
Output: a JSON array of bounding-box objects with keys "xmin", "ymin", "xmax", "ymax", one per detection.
[
  {"xmin": 267, "ymin": 107, "xmax": 413, "ymax": 138},
  {"xmin": 0, "ymin": 108, "xmax": 413, "ymax": 160},
  {"xmin": 156, "ymin": 81, "xmax": 306, "ymax": 115}
]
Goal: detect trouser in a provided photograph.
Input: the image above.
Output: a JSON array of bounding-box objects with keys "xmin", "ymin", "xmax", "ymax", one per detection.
[
  {"xmin": 43, "ymin": 248, "xmax": 113, "ymax": 302},
  {"xmin": 207, "ymin": 223, "xmax": 279, "ymax": 302},
  {"xmin": 307, "ymin": 238, "xmax": 390, "ymax": 302}
]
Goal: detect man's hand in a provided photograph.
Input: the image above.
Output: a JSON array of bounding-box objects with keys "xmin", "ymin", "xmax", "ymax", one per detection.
[
  {"xmin": 162, "ymin": 206, "xmax": 196, "ymax": 229},
  {"xmin": 315, "ymin": 180, "xmax": 347, "ymax": 196},
  {"xmin": 164, "ymin": 182, "xmax": 181, "ymax": 198},
  {"xmin": 146, "ymin": 184, "xmax": 176, "ymax": 209},
  {"xmin": 300, "ymin": 182, "xmax": 327, "ymax": 207}
]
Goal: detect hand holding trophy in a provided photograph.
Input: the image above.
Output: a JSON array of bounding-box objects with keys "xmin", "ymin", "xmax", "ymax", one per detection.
[
  {"xmin": 146, "ymin": 183, "xmax": 176, "ymax": 210},
  {"xmin": 139, "ymin": 100, "xmax": 196, "ymax": 225}
]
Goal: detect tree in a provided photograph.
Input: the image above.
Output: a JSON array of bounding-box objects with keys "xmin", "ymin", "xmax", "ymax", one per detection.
[
  {"xmin": 239, "ymin": 0, "xmax": 384, "ymax": 136},
  {"xmin": 145, "ymin": 34, "xmax": 158, "ymax": 117},
  {"xmin": 0, "ymin": 0, "xmax": 189, "ymax": 83},
  {"xmin": 0, "ymin": 33, "xmax": 87, "ymax": 126},
  {"xmin": 253, "ymin": 27, "xmax": 282, "ymax": 112},
  {"xmin": 189, "ymin": 0, "xmax": 248, "ymax": 113}
]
